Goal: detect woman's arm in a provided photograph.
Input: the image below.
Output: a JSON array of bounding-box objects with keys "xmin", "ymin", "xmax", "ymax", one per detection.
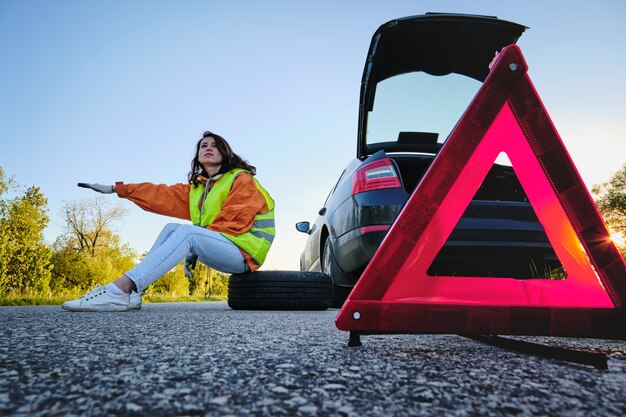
[
  {"xmin": 207, "ymin": 174, "xmax": 267, "ymax": 236},
  {"xmin": 115, "ymin": 182, "xmax": 192, "ymax": 220}
]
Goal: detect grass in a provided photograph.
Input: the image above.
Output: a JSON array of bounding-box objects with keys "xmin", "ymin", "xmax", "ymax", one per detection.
[
  {"xmin": 0, "ymin": 291, "xmax": 226, "ymax": 306},
  {"xmin": 529, "ymin": 260, "xmax": 567, "ymax": 280},
  {"xmin": 142, "ymin": 294, "xmax": 226, "ymax": 303},
  {"xmin": 0, "ymin": 293, "xmax": 68, "ymax": 306}
]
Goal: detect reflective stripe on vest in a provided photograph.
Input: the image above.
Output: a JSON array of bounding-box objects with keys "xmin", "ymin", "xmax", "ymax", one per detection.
[{"xmin": 189, "ymin": 168, "xmax": 275, "ymax": 265}]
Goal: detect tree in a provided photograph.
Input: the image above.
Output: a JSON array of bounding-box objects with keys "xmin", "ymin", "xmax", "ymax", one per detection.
[
  {"xmin": 593, "ymin": 163, "xmax": 626, "ymax": 256},
  {"xmin": 62, "ymin": 196, "xmax": 127, "ymax": 257},
  {"xmin": 0, "ymin": 167, "xmax": 53, "ymax": 294},
  {"xmin": 145, "ymin": 264, "xmax": 190, "ymax": 297},
  {"xmin": 50, "ymin": 196, "xmax": 136, "ymax": 291},
  {"xmin": 189, "ymin": 262, "xmax": 229, "ymax": 299}
]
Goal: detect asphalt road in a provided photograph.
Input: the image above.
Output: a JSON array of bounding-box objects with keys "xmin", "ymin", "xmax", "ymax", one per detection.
[{"xmin": 1, "ymin": 302, "xmax": 625, "ymax": 417}]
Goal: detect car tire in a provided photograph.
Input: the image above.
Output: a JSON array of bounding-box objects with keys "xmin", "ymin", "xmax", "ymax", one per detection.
[
  {"xmin": 228, "ymin": 271, "xmax": 331, "ymax": 310},
  {"xmin": 322, "ymin": 238, "xmax": 352, "ymax": 308}
]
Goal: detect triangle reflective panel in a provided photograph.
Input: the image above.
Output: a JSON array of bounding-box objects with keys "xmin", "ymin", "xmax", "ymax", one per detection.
[{"xmin": 336, "ymin": 45, "xmax": 626, "ymax": 339}]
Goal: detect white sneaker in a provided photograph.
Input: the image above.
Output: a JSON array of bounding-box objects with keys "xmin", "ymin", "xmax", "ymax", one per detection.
[
  {"xmin": 62, "ymin": 284, "xmax": 131, "ymax": 312},
  {"xmin": 129, "ymin": 291, "xmax": 142, "ymax": 311}
]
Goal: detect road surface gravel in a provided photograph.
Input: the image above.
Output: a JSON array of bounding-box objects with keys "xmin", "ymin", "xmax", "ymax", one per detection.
[{"xmin": 1, "ymin": 302, "xmax": 625, "ymax": 416}]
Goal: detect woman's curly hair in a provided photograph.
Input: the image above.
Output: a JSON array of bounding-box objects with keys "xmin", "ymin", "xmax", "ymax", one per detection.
[{"xmin": 188, "ymin": 131, "xmax": 256, "ymax": 186}]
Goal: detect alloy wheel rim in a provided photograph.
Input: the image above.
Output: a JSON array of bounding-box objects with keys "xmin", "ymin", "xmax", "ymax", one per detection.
[{"xmin": 322, "ymin": 240, "xmax": 331, "ymax": 275}]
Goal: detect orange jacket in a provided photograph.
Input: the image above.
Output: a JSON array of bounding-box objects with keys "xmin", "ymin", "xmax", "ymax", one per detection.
[{"xmin": 115, "ymin": 173, "xmax": 268, "ymax": 271}]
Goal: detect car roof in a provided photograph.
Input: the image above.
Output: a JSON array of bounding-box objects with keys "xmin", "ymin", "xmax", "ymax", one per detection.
[{"xmin": 358, "ymin": 13, "xmax": 528, "ymax": 158}]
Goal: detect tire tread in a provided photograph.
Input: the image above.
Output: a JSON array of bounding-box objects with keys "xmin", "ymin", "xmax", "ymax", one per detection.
[{"xmin": 228, "ymin": 271, "xmax": 331, "ymax": 310}]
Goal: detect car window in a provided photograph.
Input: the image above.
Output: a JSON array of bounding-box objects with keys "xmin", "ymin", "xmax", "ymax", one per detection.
[
  {"xmin": 324, "ymin": 169, "xmax": 346, "ymax": 206},
  {"xmin": 366, "ymin": 71, "xmax": 482, "ymax": 147}
]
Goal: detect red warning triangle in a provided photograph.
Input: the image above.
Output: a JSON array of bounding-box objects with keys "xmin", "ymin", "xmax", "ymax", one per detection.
[{"xmin": 336, "ymin": 45, "xmax": 626, "ymax": 339}]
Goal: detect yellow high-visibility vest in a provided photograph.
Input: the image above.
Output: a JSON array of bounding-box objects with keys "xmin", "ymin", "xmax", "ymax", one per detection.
[
  {"xmin": 189, "ymin": 169, "xmax": 275, "ymax": 265},
  {"xmin": 189, "ymin": 168, "xmax": 276, "ymax": 265}
]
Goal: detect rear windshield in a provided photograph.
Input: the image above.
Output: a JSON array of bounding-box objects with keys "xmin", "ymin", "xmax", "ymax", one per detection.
[{"xmin": 366, "ymin": 72, "xmax": 481, "ymax": 149}]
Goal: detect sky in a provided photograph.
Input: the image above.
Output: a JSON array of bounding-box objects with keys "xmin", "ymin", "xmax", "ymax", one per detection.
[{"xmin": 1, "ymin": 0, "xmax": 625, "ymax": 271}]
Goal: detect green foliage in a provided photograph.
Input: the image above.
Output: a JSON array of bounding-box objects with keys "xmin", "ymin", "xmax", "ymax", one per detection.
[
  {"xmin": 593, "ymin": 163, "xmax": 626, "ymax": 233},
  {"xmin": 593, "ymin": 163, "xmax": 626, "ymax": 257},
  {"xmin": 50, "ymin": 202, "xmax": 136, "ymax": 291},
  {"xmin": 145, "ymin": 260, "xmax": 229, "ymax": 300},
  {"xmin": 141, "ymin": 293, "xmax": 224, "ymax": 304},
  {"xmin": 61, "ymin": 196, "xmax": 127, "ymax": 257},
  {"xmin": 0, "ymin": 168, "xmax": 53, "ymax": 294},
  {"xmin": 188, "ymin": 262, "xmax": 229, "ymax": 299},
  {"xmin": 0, "ymin": 290, "xmax": 79, "ymax": 306},
  {"xmin": 144, "ymin": 264, "xmax": 190, "ymax": 297},
  {"xmin": 0, "ymin": 165, "xmax": 229, "ymax": 304}
]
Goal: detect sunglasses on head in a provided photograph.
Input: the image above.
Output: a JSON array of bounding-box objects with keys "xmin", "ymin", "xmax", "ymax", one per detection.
[{"xmin": 202, "ymin": 131, "xmax": 214, "ymax": 138}]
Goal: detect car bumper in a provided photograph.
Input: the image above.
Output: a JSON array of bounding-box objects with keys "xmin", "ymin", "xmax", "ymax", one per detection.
[{"xmin": 334, "ymin": 225, "xmax": 390, "ymax": 286}]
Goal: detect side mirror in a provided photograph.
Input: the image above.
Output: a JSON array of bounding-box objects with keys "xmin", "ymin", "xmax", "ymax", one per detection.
[{"xmin": 295, "ymin": 221, "xmax": 310, "ymax": 234}]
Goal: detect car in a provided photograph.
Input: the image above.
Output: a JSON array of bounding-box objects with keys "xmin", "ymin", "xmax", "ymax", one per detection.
[{"xmin": 296, "ymin": 13, "xmax": 564, "ymax": 307}]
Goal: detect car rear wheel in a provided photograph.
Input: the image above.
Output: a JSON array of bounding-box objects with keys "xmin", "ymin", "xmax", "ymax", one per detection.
[
  {"xmin": 322, "ymin": 238, "xmax": 352, "ymax": 308},
  {"xmin": 228, "ymin": 271, "xmax": 331, "ymax": 310}
]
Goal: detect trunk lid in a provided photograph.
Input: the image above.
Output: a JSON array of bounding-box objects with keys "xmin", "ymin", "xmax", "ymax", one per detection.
[{"xmin": 357, "ymin": 13, "xmax": 527, "ymax": 159}]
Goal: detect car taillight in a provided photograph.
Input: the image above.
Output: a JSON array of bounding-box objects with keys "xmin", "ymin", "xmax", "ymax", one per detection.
[{"xmin": 352, "ymin": 158, "xmax": 401, "ymax": 195}]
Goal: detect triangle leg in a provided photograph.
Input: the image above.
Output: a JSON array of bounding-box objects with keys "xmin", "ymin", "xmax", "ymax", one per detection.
[{"xmin": 348, "ymin": 331, "xmax": 362, "ymax": 347}]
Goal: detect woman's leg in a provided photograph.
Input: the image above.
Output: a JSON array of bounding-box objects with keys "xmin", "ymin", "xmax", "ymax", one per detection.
[
  {"xmin": 125, "ymin": 224, "xmax": 248, "ymax": 292},
  {"xmin": 111, "ymin": 223, "xmax": 183, "ymax": 293},
  {"xmin": 147, "ymin": 223, "xmax": 182, "ymax": 254},
  {"xmin": 62, "ymin": 223, "xmax": 247, "ymax": 312}
]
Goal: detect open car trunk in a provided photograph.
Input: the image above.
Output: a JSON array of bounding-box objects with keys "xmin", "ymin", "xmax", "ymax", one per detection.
[
  {"xmin": 354, "ymin": 14, "xmax": 562, "ymax": 279},
  {"xmin": 389, "ymin": 154, "xmax": 564, "ymax": 279},
  {"xmin": 358, "ymin": 13, "xmax": 527, "ymax": 159}
]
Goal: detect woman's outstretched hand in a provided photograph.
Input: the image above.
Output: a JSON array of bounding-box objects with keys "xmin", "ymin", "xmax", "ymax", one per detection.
[{"xmin": 77, "ymin": 183, "xmax": 115, "ymax": 194}]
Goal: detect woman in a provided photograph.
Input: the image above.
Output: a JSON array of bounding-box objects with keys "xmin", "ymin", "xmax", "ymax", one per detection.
[{"xmin": 63, "ymin": 131, "xmax": 275, "ymax": 312}]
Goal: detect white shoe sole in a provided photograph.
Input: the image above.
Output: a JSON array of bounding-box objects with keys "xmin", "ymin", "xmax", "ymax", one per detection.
[{"xmin": 62, "ymin": 304, "xmax": 132, "ymax": 312}]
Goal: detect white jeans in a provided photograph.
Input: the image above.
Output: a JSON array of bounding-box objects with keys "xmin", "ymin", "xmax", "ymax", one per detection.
[{"xmin": 125, "ymin": 223, "xmax": 249, "ymax": 292}]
